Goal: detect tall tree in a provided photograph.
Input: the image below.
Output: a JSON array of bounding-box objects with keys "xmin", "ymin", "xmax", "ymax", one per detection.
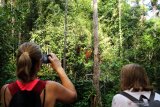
[
  {"xmin": 93, "ymin": 0, "xmax": 102, "ymax": 107},
  {"xmin": 118, "ymin": 0, "xmax": 123, "ymax": 58},
  {"xmin": 63, "ymin": 0, "xmax": 68, "ymax": 70}
]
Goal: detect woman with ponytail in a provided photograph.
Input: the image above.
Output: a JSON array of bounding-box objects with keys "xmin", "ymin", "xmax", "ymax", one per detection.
[{"xmin": 0, "ymin": 42, "xmax": 77, "ymax": 107}]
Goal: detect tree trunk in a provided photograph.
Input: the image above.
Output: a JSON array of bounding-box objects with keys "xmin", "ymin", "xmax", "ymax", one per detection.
[
  {"xmin": 92, "ymin": 0, "xmax": 102, "ymax": 107},
  {"xmin": 118, "ymin": 0, "xmax": 123, "ymax": 58},
  {"xmin": 63, "ymin": 0, "xmax": 68, "ymax": 70}
]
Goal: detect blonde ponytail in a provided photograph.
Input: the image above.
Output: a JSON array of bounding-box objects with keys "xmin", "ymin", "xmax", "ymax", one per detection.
[{"xmin": 16, "ymin": 52, "xmax": 32, "ymax": 82}]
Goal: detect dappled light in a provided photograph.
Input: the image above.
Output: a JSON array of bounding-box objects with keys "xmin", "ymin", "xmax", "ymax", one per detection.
[{"xmin": 0, "ymin": 0, "xmax": 160, "ymax": 107}]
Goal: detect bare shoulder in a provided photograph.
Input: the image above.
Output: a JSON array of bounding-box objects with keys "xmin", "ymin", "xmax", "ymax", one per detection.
[
  {"xmin": 46, "ymin": 80, "xmax": 59, "ymax": 87},
  {"xmin": 45, "ymin": 80, "xmax": 77, "ymax": 103},
  {"xmin": 45, "ymin": 80, "xmax": 61, "ymax": 92},
  {"xmin": 1, "ymin": 84, "xmax": 9, "ymax": 94},
  {"xmin": 0, "ymin": 84, "xmax": 9, "ymax": 103},
  {"xmin": 45, "ymin": 80, "xmax": 72, "ymax": 93},
  {"xmin": 44, "ymin": 81, "xmax": 62, "ymax": 100}
]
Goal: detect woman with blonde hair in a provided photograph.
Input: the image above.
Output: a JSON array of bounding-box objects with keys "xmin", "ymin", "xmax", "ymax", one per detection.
[
  {"xmin": 112, "ymin": 63, "xmax": 160, "ymax": 107},
  {"xmin": 0, "ymin": 42, "xmax": 77, "ymax": 107}
]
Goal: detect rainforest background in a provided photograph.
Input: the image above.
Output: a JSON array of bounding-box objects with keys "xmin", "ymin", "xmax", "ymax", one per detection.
[{"xmin": 0, "ymin": 0, "xmax": 160, "ymax": 106}]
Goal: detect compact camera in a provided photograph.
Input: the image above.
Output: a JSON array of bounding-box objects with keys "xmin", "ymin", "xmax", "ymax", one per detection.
[{"xmin": 42, "ymin": 54, "xmax": 51, "ymax": 63}]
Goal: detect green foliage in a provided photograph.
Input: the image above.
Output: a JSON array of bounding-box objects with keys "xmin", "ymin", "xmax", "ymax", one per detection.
[
  {"xmin": 1, "ymin": 0, "xmax": 160, "ymax": 107},
  {"xmin": 72, "ymin": 80, "xmax": 95, "ymax": 107},
  {"xmin": 31, "ymin": 1, "xmax": 95, "ymax": 107},
  {"xmin": 0, "ymin": 5, "xmax": 17, "ymax": 86}
]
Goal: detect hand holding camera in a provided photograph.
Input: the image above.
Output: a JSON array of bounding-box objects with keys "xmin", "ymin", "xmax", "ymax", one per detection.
[
  {"xmin": 49, "ymin": 53, "xmax": 62, "ymax": 70},
  {"xmin": 42, "ymin": 54, "xmax": 51, "ymax": 63},
  {"xmin": 42, "ymin": 53, "xmax": 62, "ymax": 71}
]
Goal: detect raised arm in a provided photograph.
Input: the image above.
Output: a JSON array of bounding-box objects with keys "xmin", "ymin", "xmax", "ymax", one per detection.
[{"xmin": 48, "ymin": 53, "xmax": 77, "ymax": 103}]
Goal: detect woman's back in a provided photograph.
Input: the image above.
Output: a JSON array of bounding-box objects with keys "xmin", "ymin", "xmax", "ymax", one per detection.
[
  {"xmin": 1, "ymin": 79, "xmax": 76, "ymax": 107},
  {"xmin": 112, "ymin": 90, "xmax": 160, "ymax": 107}
]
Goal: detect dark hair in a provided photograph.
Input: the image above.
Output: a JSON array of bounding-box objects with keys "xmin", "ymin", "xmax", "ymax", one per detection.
[
  {"xmin": 120, "ymin": 63, "xmax": 153, "ymax": 91},
  {"xmin": 16, "ymin": 42, "xmax": 42, "ymax": 82}
]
